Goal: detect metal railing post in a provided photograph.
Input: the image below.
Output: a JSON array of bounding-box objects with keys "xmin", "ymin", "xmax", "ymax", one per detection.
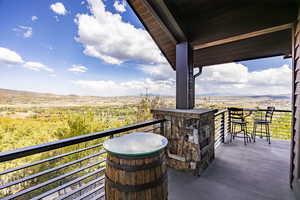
[
  {"xmin": 221, "ymin": 112, "xmax": 225, "ymax": 143},
  {"xmin": 228, "ymin": 109, "xmax": 231, "ymax": 136}
]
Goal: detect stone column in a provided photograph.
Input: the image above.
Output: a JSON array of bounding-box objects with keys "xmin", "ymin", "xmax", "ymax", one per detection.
[{"xmin": 151, "ymin": 108, "xmax": 216, "ymax": 175}]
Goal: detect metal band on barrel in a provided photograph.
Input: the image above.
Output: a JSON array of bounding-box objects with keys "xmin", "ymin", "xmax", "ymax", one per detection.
[
  {"xmin": 105, "ymin": 173, "xmax": 167, "ymax": 192},
  {"xmin": 106, "ymin": 158, "xmax": 164, "ymax": 172},
  {"xmin": 110, "ymin": 150, "xmax": 163, "ymax": 160}
]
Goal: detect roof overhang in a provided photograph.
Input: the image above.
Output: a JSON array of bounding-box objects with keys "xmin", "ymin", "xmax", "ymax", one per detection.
[{"xmin": 127, "ymin": 0, "xmax": 298, "ymax": 70}]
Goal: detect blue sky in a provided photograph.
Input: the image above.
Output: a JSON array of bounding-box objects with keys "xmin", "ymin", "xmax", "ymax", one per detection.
[{"xmin": 0, "ymin": 0, "xmax": 292, "ymax": 96}]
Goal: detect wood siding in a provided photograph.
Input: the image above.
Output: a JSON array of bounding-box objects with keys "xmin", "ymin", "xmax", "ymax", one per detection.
[{"xmin": 292, "ymin": 10, "xmax": 300, "ymax": 198}]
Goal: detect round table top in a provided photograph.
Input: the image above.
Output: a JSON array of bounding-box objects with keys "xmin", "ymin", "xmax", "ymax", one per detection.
[{"xmin": 103, "ymin": 132, "xmax": 168, "ymax": 157}]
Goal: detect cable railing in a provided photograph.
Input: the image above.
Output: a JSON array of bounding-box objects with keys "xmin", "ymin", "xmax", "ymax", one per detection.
[
  {"xmin": 214, "ymin": 108, "xmax": 292, "ymax": 147},
  {"xmin": 0, "ymin": 108, "xmax": 292, "ymax": 199},
  {"xmin": 214, "ymin": 109, "xmax": 229, "ymax": 148},
  {"xmin": 0, "ymin": 119, "xmax": 166, "ymax": 200},
  {"xmin": 242, "ymin": 109, "xmax": 292, "ymax": 140}
]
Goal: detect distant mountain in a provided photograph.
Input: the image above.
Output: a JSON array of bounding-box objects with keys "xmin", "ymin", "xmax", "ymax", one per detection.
[
  {"xmin": 0, "ymin": 88, "xmax": 291, "ymax": 99},
  {"xmin": 247, "ymin": 95, "xmax": 290, "ymax": 99},
  {"xmin": 196, "ymin": 93, "xmax": 290, "ymax": 99},
  {"xmin": 0, "ymin": 88, "xmax": 146, "ymax": 107},
  {"xmin": 0, "ymin": 88, "xmax": 291, "ymax": 108},
  {"xmin": 0, "ymin": 88, "xmax": 57, "ymax": 97}
]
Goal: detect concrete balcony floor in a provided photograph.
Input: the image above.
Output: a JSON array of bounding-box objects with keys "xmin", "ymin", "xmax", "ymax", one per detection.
[{"xmin": 169, "ymin": 138, "xmax": 295, "ymax": 200}]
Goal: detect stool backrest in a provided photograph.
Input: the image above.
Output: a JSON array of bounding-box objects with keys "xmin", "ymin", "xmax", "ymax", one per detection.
[
  {"xmin": 265, "ymin": 106, "xmax": 275, "ymax": 123},
  {"xmin": 229, "ymin": 108, "xmax": 245, "ymax": 122}
]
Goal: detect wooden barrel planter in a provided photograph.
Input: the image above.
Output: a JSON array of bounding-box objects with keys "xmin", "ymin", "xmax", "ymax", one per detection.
[{"xmin": 104, "ymin": 132, "xmax": 168, "ymax": 200}]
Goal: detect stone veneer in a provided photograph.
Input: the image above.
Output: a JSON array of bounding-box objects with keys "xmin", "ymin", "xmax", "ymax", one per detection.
[{"xmin": 151, "ymin": 108, "xmax": 216, "ymax": 175}]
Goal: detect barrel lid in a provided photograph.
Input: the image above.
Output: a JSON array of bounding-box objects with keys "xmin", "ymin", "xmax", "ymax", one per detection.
[{"xmin": 103, "ymin": 132, "xmax": 168, "ymax": 157}]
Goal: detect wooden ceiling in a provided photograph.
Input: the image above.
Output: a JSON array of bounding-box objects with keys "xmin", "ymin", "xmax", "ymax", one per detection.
[
  {"xmin": 127, "ymin": 0, "xmax": 298, "ymax": 69},
  {"xmin": 194, "ymin": 29, "xmax": 292, "ymax": 66}
]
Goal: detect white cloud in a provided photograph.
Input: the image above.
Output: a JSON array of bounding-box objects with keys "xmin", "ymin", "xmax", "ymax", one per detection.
[
  {"xmin": 0, "ymin": 47, "xmax": 54, "ymax": 74},
  {"xmin": 196, "ymin": 63, "xmax": 292, "ymax": 95},
  {"xmin": 74, "ymin": 0, "xmax": 165, "ymax": 65},
  {"xmin": 140, "ymin": 63, "xmax": 175, "ymax": 81},
  {"xmin": 141, "ymin": 62, "xmax": 292, "ymax": 96},
  {"xmin": 54, "ymin": 16, "xmax": 60, "ymax": 22},
  {"xmin": 13, "ymin": 26, "xmax": 33, "ymax": 38},
  {"xmin": 50, "ymin": 2, "xmax": 67, "ymax": 15},
  {"xmin": 114, "ymin": 1, "xmax": 126, "ymax": 13},
  {"xmin": 248, "ymin": 65, "xmax": 291, "ymax": 86},
  {"xmin": 81, "ymin": 1, "xmax": 85, "ymax": 5},
  {"xmin": 68, "ymin": 65, "xmax": 88, "ymax": 73},
  {"xmin": 199, "ymin": 63, "xmax": 248, "ymax": 84},
  {"xmin": 23, "ymin": 62, "xmax": 54, "ymax": 72},
  {"xmin": 31, "ymin": 16, "xmax": 38, "ymax": 21},
  {"xmin": 73, "ymin": 62, "xmax": 292, "ymax": 96},
  {"xmin": 0, "ymin": 47, "xmax": 24, "ymax": 65},
  {"xmin": 74, "ymin": 78, "xmax": 175, "ymax": 96}
]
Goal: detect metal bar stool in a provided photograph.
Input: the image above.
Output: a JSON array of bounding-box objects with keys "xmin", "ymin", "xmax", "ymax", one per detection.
[
  {"xmin": 229, "ymin": 108, "xmax": 252, "ymax": 145},
  {"xmin": 252, "ymin": 106, "xmax": 275, "ymax": 144}
]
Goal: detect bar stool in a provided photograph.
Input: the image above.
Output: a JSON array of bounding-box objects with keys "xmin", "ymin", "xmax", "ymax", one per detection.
[
  {"xmin": 229, "ymin": 108, "xmax": 251, "ymax": 145},
  {"xmin": 253, "ymin": 106, "xmax": 275, "ymax": 144}
]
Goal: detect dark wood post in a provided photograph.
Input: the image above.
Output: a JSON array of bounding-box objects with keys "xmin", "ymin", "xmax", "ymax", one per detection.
[
  {"xmin": 291, "ymin": 8, "xmax": 300, "ymax": 197},
  {"xmin": 176, "ymin": 42, "xmax": 194, "ymax": 109}
]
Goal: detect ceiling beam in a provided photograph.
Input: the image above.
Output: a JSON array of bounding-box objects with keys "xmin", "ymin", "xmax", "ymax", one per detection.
[
  {"xmin": 141, "ymin": 0, "xmax": 177, "ymax": 44},
  {"xmin": 149, "ymin": 0, "xmax": 187, "ymax": 42},
  {"xmin": 193, "ymin": 23, "xmax": 293, "ymax": 50}
]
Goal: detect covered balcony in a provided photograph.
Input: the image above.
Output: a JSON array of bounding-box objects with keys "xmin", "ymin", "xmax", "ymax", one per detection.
[
  {"xmin": 1, "ymin": 0, "xmax": 300, "ymax": 199},
  {"xmin": 0, "ymin": 108, "xmax": 293, "ymax": 199}
]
